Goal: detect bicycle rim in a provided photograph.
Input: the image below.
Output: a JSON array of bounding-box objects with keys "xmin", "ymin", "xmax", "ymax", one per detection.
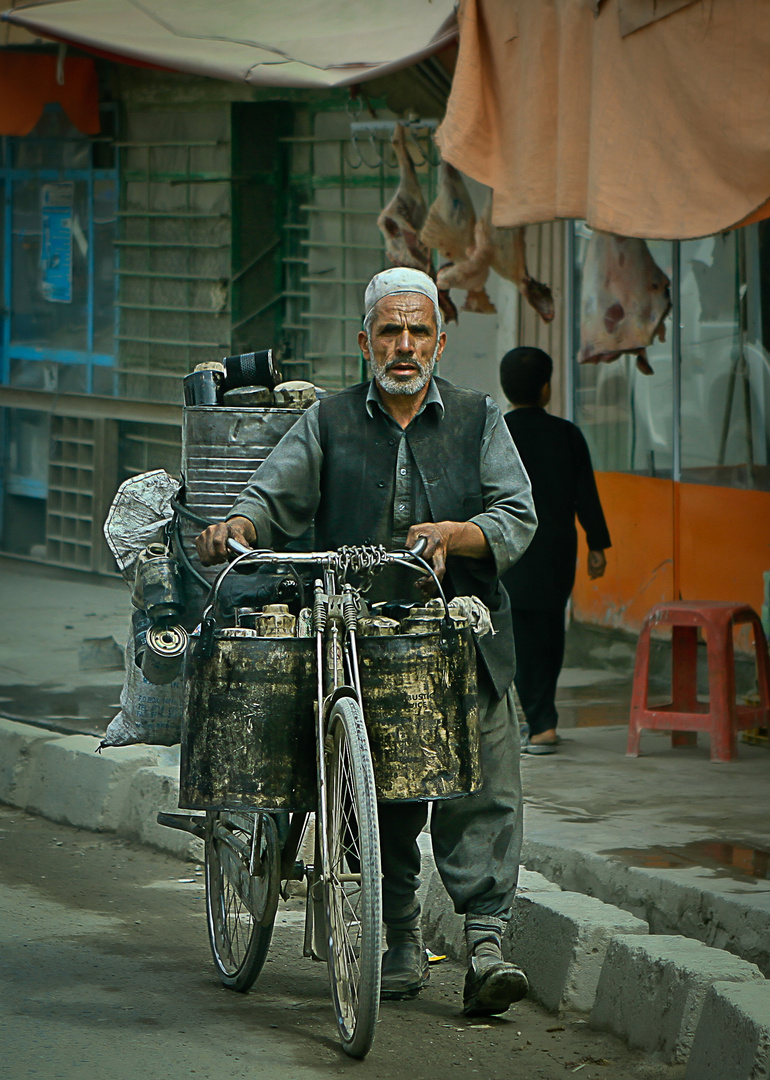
[
  {"xmin": 323, "ymin": 695, "xmax": 382, "ymax": 1058},
  {"xmin": 205, "ymin": 809, "xmax": 279, "ymax": 992}
]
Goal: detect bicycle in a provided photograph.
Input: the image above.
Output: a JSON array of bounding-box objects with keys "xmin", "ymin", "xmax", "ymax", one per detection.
[{"xmin": 158, "ymin": 537, "xmax": 463, "ymax": 1059}]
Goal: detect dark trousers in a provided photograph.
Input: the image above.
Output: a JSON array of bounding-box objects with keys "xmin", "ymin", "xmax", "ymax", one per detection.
[
  {"xmin": 509, "ymin": 606, "xmax": 566, "ymax": 738},
  {"xmin": 377, "ymin": 674, "xmax": 522, "ymax": 924}
]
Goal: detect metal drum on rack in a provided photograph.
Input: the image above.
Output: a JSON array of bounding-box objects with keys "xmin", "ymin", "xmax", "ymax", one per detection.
[
  {"xmin": 358, "ymin": 626, "xmax": 481, "ymax": 802},
  {"xmin": 179, "ymin": 632, "xmax": 317, "ymax": 812},
  {"xmin": 177, "ymin": 406, "xmax": 304, "ymax": 583}
]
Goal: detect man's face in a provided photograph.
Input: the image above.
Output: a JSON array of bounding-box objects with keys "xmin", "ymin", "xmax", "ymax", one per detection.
[{"xmin": 358, "ymin": 293, "xmax": 446, "ymax": 397}]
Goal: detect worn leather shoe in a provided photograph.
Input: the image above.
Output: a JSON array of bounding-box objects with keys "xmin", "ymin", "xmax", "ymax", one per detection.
[
  {"xmin": 462, "ymin": 957, "xmax": 529, "ymax": 1017},
  {"xmin": 380, "ymin": 942, "xmax": 430, "ymax": 1000}
]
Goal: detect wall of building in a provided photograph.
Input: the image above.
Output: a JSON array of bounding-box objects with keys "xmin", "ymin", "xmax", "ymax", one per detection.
[{"xmin": 0, "ymin": 53, "xmax": 563, "ymax": 576}]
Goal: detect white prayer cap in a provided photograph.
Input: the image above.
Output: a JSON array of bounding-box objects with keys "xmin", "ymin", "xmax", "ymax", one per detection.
[{"xmin": 364, "ymin": 267, "xmax": 439, "ymax": 323}]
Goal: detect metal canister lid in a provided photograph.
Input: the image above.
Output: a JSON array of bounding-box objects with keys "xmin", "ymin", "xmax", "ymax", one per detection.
[
  {"xmin": 222, "ymin": 385, "xmax": 273, "ymax": 407},
  {"xmin": 400, "ymin": 614, "xmax": 443, "ymax": 635},
  {"xmin": 357, "ymin": 617, "xmax": 400, "ymax": 637},
  {"xmin": 273, "ymin": 381, "xmax": 317, "ymax": 409},
  {"xmin": 194, "ymin": 361, "xmax": 226, "ymax": 373},
  {"xmin": 257, "ymin": 609, "xmax": 297, "ymax": 637}
]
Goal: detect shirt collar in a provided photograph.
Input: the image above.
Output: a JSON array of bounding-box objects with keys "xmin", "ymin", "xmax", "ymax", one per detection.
[{"xmin": 365, "ymin": 376, "xmax": 444, "ymax": 420}]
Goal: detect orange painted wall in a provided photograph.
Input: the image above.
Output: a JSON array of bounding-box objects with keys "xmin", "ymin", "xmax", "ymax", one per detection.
[
  {"xmin": 677, "ymin": 483, "xmax": 770, "ymax": 610},
  {"xmin": 573, "ymin": 474, "xmax": 675, "ymax": 633},
  {"xmin": 573, "ymin": 473, "xmax": 770, "ymax": 636}
]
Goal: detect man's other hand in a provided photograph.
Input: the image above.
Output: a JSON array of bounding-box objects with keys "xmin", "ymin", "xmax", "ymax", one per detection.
[
  {"xmin": 406, "ymin": 520, "xmax": 491, "ymax": 596},
  {"xmin": 195, "ymin": 516, "xmax": 257, "ymax": 566},
  {"xmin": 587, "ymin": 549, "xmax": 607, "ymax": 579},
  {"xmin": 406, "ymin": 522, "xmax": 449, "ymax": 592}
]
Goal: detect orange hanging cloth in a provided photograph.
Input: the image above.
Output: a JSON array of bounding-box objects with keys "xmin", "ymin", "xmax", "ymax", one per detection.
[{"xmin": 0, "ymin": 53, "xmax": 99, "ymax": 136}]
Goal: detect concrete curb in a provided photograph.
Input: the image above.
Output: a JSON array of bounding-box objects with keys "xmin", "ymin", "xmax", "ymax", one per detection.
[
  {"xmin": 522, "ymin": 836, "xmax": 770, "ymax": 978},
  {"xmin": 509, "ymin": 890, "xmax": 649, "ymax": 1013},
  {"xmin": 2, "ymin": 716, "xmax": 768, "ymax": 1073},
  {"xmin": 684, "ymin": 981, "xmax": 770, "ymax": 1080},
  {"xmin": 589, "ymin": 934, "xmax": 765, "ymax": 1064},
  {"xmin": 0, "ymin": 718, "xmax": 201, "ymax": 861}
]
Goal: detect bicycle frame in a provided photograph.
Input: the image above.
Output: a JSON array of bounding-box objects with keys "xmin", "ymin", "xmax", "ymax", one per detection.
[{"xmin": 161, "ymin": 540, "xmax": 443, "ymax": 1057}]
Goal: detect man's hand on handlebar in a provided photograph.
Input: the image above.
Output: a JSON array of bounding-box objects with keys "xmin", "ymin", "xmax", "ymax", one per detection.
[
  {"xmin": 195, "ymin": 516, "xmax": 257, "ymax": 566},
  {"xmin": 406, "ymin": 523, "xmax": 449, "ymax": 587}
]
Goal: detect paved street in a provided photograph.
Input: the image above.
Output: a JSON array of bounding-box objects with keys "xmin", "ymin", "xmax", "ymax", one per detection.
[{"xmin": 0, "ymin": 805, "xmax": 685, "ymax": 1080}]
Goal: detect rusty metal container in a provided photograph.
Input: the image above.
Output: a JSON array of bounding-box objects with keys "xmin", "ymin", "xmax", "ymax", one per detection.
[
  {"xmin": 179, "ymin": 632, "xmax": 316, "ymax": 812},
  {"xmin": 178, "ymin": 406, "xmax": 304, "ymax": 583},
  {"xmin": 358, "ymin": 627, "xmax": 481, "ymax": 802}
]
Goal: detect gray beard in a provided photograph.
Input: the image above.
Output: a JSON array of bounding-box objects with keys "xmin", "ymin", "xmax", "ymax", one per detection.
[{"xmin": 368, "ymin": 336, "xmax": 440, "ymax": 397}]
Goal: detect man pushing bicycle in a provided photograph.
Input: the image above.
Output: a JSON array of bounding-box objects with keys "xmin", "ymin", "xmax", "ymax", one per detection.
[{"xmin": 196, "ymin": 267, "xmax": 537, "ymax": 1017}]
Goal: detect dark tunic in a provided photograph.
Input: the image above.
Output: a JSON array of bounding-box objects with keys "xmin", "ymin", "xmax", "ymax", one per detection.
[{"xmin": 501, "ymin": 407, "xmax": 611, "ymax": 611}]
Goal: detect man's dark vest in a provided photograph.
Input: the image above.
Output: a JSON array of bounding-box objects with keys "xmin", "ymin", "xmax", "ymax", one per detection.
[{"xmin": 316, "ymin": 377, "xmax": 515, "ymax": 698}]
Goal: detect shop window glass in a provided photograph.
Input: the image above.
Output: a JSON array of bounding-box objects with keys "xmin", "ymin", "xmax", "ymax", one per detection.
[
  {"xmin": 12, "ymin": 106, "xmax": 91, "ymax": 171},
  {"xmin": 679, "ymin": 227, "xmax": 770, "ymax": 491},
  {"xmin": 0, "ymin": 178, "xmax": 5, "ymax": 337},
  {"xmin": 11, "ymin": 178, "xmax": 89, "ymax": 351},
  {"xmin": 1, "ymin": 104, "xmax": 117, "ymax": 393},
  {"xmin": 572, "ymin": 223, "xmax": 674, "ymax": 476},
  {"xmin": 93, "ymin": 177, "xmax": 117, "ymax": 356}
]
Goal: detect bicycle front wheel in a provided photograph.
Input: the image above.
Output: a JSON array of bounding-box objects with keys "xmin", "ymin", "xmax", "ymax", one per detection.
[
  {"xmin": 205, "ymin": 809, "xmax": 279, "ymax": 992},
  {"xmin": 322, "ymin": 695, "xmax": 382, "ymax": 1059}
]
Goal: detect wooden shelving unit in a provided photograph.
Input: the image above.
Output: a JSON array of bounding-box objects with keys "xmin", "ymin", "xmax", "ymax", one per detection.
[{"xmin": 46, "ymin": 416, "xmax": 118, "ymax": 573}]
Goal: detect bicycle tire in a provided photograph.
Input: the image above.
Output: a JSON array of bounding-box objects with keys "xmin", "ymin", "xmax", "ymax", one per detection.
[
  {"xmin": 322, "ymin": 695, "xmax": 382, "ymax": 1058},
  {"xmin": 205, "ymin": 809, "xmax": 279, "ymax": 992}
]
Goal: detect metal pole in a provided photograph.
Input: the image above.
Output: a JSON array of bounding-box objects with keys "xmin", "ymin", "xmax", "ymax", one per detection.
[
  {"xmin": 671, "ymin": 242, "xmax": 681, "ymax": 482},
  {"xmin": 564, "ymin": 221, "xmax": 576, "ymax": 423}
]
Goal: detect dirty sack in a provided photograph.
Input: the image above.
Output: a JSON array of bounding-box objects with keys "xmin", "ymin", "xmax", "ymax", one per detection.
[{"xmin": 99, "ymin": 632, "xmax": 184, "ymax": 749}]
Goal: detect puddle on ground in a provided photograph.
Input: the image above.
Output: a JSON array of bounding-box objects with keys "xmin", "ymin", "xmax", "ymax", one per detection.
[
  {"xmin": 0, "ymin": 683, "xmax": 116, "ymax": 736},
  {"xmin": 603, "ymin": 840, "xmax": 770, "ymax": 883},
  {"xmin": 556, "ymin": 679, "xmax": 633, "ymax": 728}
]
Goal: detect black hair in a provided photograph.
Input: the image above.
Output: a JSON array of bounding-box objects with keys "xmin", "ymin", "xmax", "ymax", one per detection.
[{"xmin": 499, "ymin": 346, "xmax": 553, "ymax": 406}]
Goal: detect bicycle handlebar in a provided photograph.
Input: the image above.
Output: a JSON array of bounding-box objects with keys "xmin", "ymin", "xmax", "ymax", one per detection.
[
  {"xmin": 225, "ymin": 536, "xmax": 427, "ymax": 565},
  {"xmin": 194, "ymin": 537, "xmax": 449, "ymax": 664}
]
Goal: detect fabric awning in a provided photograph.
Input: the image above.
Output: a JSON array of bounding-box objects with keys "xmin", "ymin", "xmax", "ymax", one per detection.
[
  {"xmin": 436, "ymin": 0, "xmax": 770, "ymax": 240},
  {"xmin": 2, "ymin": 0, "xmax": 458, "ymax": 88},
  {"xmin": 0, "ymin": 53, "xmax": 99, "ymax": 135}
]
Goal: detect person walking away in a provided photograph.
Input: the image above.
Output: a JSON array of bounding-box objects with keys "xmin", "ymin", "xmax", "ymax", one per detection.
[{"xmin": 499, "ymin": 346, "xmax": 611, "ymax": 754}]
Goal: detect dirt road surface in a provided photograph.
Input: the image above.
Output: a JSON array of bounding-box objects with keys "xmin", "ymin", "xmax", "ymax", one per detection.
[{"xmin": 0, "ymin": 805, "xmax": 684, "ymax": 1080}]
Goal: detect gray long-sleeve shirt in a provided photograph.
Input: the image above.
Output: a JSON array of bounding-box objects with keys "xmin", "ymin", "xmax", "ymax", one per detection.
[{"xmin": 229, "ymin": 378, "xmax": 537, "ymax": 597}]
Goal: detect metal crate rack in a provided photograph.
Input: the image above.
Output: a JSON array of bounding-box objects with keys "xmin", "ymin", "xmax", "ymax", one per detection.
[{"xmin": 46, "ymin": 415, "xmax": 118, "ymax": 572}]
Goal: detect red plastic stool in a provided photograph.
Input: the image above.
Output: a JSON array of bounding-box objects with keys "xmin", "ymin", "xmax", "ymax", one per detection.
[{"xmin": 627, "ymin": 601, "xmax": 770, "ymax": 763}]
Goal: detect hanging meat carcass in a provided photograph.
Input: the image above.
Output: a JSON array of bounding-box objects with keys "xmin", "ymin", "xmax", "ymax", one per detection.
[
  {"xmin": 578, "ymin": 231, "xmax": 671, "ymax": 375},
  {"xmin": 377, "ymin": 125, "xmax": 457, "ymax": 323},
  {"xmin": 377, "ymin": 123, "xmax": 431, "ymax": 272},
  {"xmin": 421, "ymin": 162, "xmax": 477, "ymax": 262},
  {"xmin": 489, "ymin": 224, "xmax": 555, "ymax": 324},
  {"xmin": 436, "ymin": 196, "xmax": 496, "ymax": 314}
]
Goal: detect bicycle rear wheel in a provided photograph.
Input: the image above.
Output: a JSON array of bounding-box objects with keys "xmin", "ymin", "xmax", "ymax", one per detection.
[
  {"xmin": 205, "ymin": 809, "xmax": 279, "ymax": 992},
  {"xmin": 322, "ymin": 695, "xmax": 382, "ymax": 1058}
]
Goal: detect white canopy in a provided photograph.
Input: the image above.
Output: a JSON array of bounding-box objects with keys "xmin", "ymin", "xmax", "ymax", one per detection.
[{"xmin": 3, "ymin": 0, "xmax": 458, "ymax": 87}]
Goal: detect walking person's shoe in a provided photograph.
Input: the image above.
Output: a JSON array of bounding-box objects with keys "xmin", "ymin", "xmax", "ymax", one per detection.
[
  {"xmin": 521, "ymin": 737, "xmax": 559, "ymax": 755},
  {"xmin": 521, "ymin": 730, "xmax": 561, "ymax": 755},
  {"xmin": 462, "ymin": 915, "xmax": 528, "ymax": 1017},
  {"xmin": 380, "ymin": 909, "xmax": 430, "ymax": 1000}
]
